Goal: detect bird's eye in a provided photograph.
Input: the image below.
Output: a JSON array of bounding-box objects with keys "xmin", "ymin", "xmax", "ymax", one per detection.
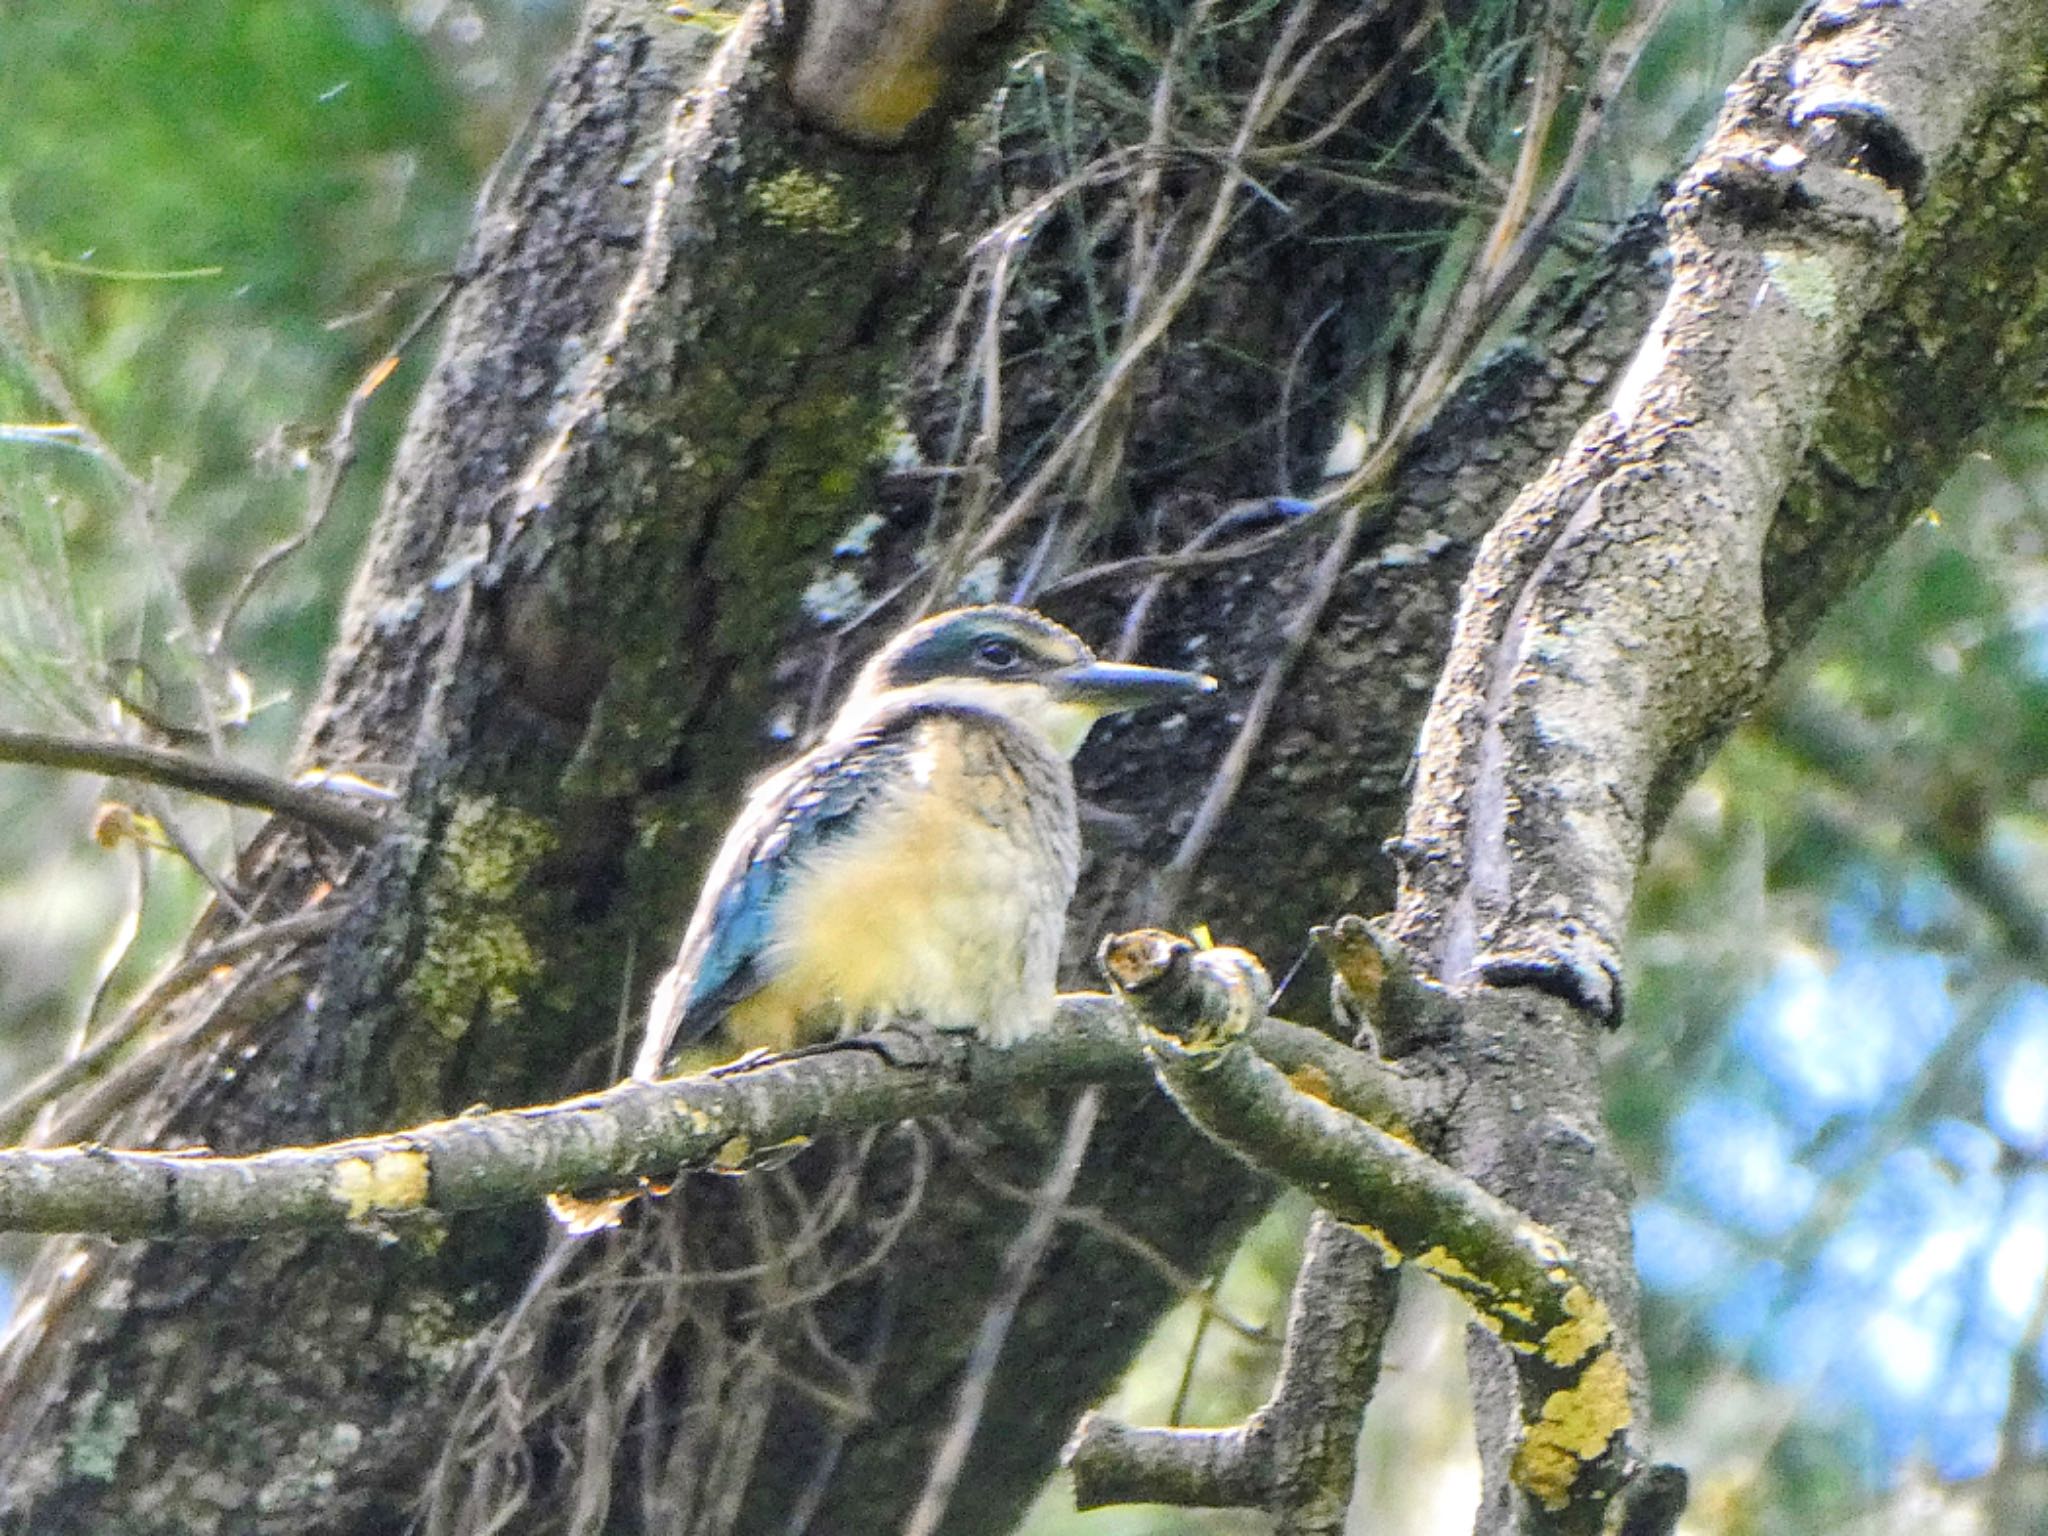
[{"xmin": 975, "ymin": 638, "xmax": 1022, "ymax": 671}]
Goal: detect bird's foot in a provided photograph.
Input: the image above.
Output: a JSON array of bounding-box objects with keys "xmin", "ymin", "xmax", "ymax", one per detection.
[
  {"xmin": 706, "ymin": 1047, "xmax": 786, "ymax": 1078},
  {"xmin": 706, "ymin": 1027, "xmax": 944, "ymax": 1077},
  {"xmin": 854, "ymin": 1020, "xmax": 949, "ymax": 1070}
]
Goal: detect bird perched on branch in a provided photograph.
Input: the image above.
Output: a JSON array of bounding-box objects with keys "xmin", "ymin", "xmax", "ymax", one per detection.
[{"xmin": 634, "ymin": 604, "xmax": 1215, "ymax": 1079}]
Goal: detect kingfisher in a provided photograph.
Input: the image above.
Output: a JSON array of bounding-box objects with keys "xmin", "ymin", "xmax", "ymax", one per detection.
[{"xmin": 634, "ymin": 605, "xmax": 1215, "ymax": 1079}]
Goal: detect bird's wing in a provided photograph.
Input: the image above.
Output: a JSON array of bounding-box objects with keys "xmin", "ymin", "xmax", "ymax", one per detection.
[{"xmin": 637, "ymin": 719, "xmax": 916, "ymax": 1075}]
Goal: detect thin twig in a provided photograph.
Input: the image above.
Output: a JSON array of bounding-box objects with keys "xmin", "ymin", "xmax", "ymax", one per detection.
[
  {"xmin": 1152, "ymin": 0, "xmax": 1676, "ymax": 897},
  {"xmin": 0, "ymin": 904, "xmax": 347, "ymax": 1146},
  {"xmin": 0, "ymin": 909, "xmax": 348, "ymax": 1146},
  {"xmin": 1478, "ymin": 0, "xmax": 1570, "ymax": 282},
  {"xmin": 72, "ymin": 838, "xmax": 147, "ymax": 1056},
  {"xmin": 1054, "ymin": 0, "xmax": 1223, "ymax": 571},
  {"xmin": 953, "ymin": 1139, "xmax": 1271, "ymax": 1342},
  {"xmin": 210, "ymin": 277, "xmax": 459, "ymax": 654},
  {"xmin": 1042, "ymin": 508, "xmax": 1317, "ymax": 598},
  {"xmin": 1322, "ymin": 0, "xmax": 1675, "ymax": 522},
  {"xmin": 1251, "ymin": 0, "xmax": 1442, "ymax": 164},
  {"xmin": 1097, "ymin": 498, "xmax": 1316, "ymax": 659},
  {"xmin": 957, "ymin": 0, "xmax": 1322, "ymax": 568},
  {"xmin": 902, "ymin": 1088, "xmax": 1101, "ymax": 1536},
  {"xmin": 0, "ymin": 262, "xmax": 230, "ymax": 760},
  {"xmin": 1154, "ymin": 499, "xmax": 1371, "ymax": 913},
  {"xmin": 135, "ymin": 786, "xmax": 247, "ymax": 919},
  {"xmin": 1169, "ymin": 1278, "xmax": 1221, "ymax": 1425}
]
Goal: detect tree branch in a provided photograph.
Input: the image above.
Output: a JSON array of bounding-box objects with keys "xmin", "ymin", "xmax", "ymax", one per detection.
[
  {"xmin": 1375, "ymin": 1, "xmax": 2048, "ymax": 1530},
  {"xmin": 1067, "ymin": 1215, "xmax": 1397, "ymax": 1535},
  {"xmin": 1395, "ymin": 0, "xmax": 2048, "ymax": 1014},
  {"xmin": 0, "ymin": 987, "xmax": 1428, "ymax": 1240},
  {"xmin": 0, "ymin": 727, "xmax": 389, "ymax": 844},
  {"xmin": 0, "ymin": 905, "xmax": 349, "ymax": 1146},
  {"xmin": 1107, "ymin": 932, "xmax": 1614, "ymax": 1368},
  {"xmin": 1071, "ymin": 931, "xmax": 1634, "ymax": 1530}
]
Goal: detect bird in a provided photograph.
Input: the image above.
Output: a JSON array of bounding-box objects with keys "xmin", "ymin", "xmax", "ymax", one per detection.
[{"xmin": 634, "ymin": 604, "xmax": 1216, "ymax": 1080}]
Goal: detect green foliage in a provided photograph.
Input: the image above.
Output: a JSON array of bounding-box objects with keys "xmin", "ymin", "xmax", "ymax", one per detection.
[{"xmin": 0, "ymin": 0, "xmax": 570, "ymax": 1088}]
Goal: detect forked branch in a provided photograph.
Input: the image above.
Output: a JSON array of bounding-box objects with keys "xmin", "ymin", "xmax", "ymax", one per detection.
[{"xmin": 1069, "ymin": 931, "xmax": 1653, "ymax": 1532}]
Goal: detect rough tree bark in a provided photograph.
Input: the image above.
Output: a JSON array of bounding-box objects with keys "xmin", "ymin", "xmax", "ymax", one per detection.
[{"xmin": 1, "ymin": 0, "xmax": 2046, "ymax": 1533}]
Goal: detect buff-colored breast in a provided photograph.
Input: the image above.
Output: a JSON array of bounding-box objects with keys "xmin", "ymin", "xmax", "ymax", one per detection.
[{"xmin": 725, "ymin": 712, "xmax": 1078, "ymax": 1052}]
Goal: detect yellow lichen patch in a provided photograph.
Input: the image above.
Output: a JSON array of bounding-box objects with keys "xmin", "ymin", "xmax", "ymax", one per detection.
[
  {"xmin": 676, "ymin": 1102, "xmax": 715, "ymax": 1134},
  {"xmin": 748, "ymin": 169, "xmax": 861, "ymax": 237},
  {"xmin": 1510, "ymin": 1351, "xmax": 1632, "ymax": 1512},
  {"xmin": 1511, "ymin": 1440, "xmax": 1579, "ymax": 1513},
  {"xmin": 1346, "ymin": 1222, "xmax": 1404, "ymax": 1268},
  {"xmin": 1416, "ymin": 1245, "xmax": 1504, "ymax": 1305},
  {"xmin": 712, "ymin": 1134, "xmax": 752, "ymax": 1171},
  {"xmin": 1378, "ymin": 1115, "xmax": 1421, "ymax": 1147},
  {"xmin": 1485, "ymin": 1320, "xmax": 1541, "ymax": 1355},
  {"xmin": 837, "ymin": 63, "xmax": 946, "ymax": 143},
  {"xmin": 331, "ymin": 1149, "xmax": 430, "ymax": 1220},
  {"xmin": 1541, "ymin": 1282, "xmax": 1614, "ymax": 1368},
  {"xmin": 1416, "ymin": 1244, "xmax": 1479, "ymax": 1287},
  {"xmin": 1287, "ymin": 1064, "xmax": 1336, "ymax": 1105},
  {"xmin": 1319, "ymin": 917, "xmax": 1387, "ymax": 1012},
  {"xmin": 1416, "ymin": 1247, "xmax": 1544, "ymax": 1351}
]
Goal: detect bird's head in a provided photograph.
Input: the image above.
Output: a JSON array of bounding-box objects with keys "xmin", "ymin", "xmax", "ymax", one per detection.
[{"xmin": 836, "ymin": 605, "xmax": 1216, "ymax": 758}]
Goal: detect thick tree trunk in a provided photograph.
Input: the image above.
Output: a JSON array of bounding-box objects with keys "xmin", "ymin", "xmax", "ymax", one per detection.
[{"xmin": 2, "ymin": 1, "xmax": 2046, "ymax": 1534}]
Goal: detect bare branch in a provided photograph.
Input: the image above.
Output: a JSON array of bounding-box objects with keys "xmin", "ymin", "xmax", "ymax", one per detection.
[
  {"xmin": 208, "ymin": 278, "xmax": 459, "ymax": 655},
  {"xmin": 1104, "ymin": 931, "xmax": 1613, "ymax": 1371},
  {"xmin": 0, "ymin": 991, "xmax": 1421, "ymax": 1240},
  {"xmin": 1068, "ymin": 1216, "xmax": 1398, "ymax": 1536},
  {"xmin": 1394, "ymin": 0, "xmax": 2048, "ymax": 1014},
  {"xmin": 0, "ymin": 1006, "xmax": 1125, "ymax": 1238},
  {"xmin": 903, "ymin": 1087, "xmax": 1101, "ymax": 1536},
  {"xmin": 1078, "ymin": 930, "xmax": 1637, "ymax": 1528},
  {"xmin": 0, "ymin": 726, "xmax": 389, "ymax": 843}
]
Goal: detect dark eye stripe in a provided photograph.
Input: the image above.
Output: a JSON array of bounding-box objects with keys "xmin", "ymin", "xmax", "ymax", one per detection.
[{"xmin": 875, "ymin": 611, "xmax": 1088, "ymax": 688}]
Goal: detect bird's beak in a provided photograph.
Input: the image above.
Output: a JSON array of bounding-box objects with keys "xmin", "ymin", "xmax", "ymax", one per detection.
[{"xmin": 1050, "ymin": 660, "xmax": 1218, "ymax": 716}]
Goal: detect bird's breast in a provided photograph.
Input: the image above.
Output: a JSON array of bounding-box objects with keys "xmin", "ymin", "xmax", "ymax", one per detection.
[{"xmin": 735, "ymin": 717, "xmax": 1077, "ymax": 1049}]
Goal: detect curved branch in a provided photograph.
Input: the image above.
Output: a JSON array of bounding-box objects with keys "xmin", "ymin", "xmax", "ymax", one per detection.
[
  {"xmin": 1078, "ymin": 931, "xmax": 1638, "ymax": 1528},
  {"xmin": 0, "ymin": 906, "xmax": 349, "ymax": 1146},
  {"xmin": 1067, "ymin": 1216, "xmax": 1398, "ymax": 1536},
  {"xmin": 1393, "ymin": 0, "xmax": 2048, "ymax": 1012},
  {"xmin": 1105, "ymin": 933, "xmax": 1610, "ymax": 1368}
]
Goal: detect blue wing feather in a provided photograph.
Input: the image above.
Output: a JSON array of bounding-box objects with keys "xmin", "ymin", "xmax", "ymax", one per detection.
[{"xmin": 643, "ymin": 722, "xmax": 911, "ymax": 1067}]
